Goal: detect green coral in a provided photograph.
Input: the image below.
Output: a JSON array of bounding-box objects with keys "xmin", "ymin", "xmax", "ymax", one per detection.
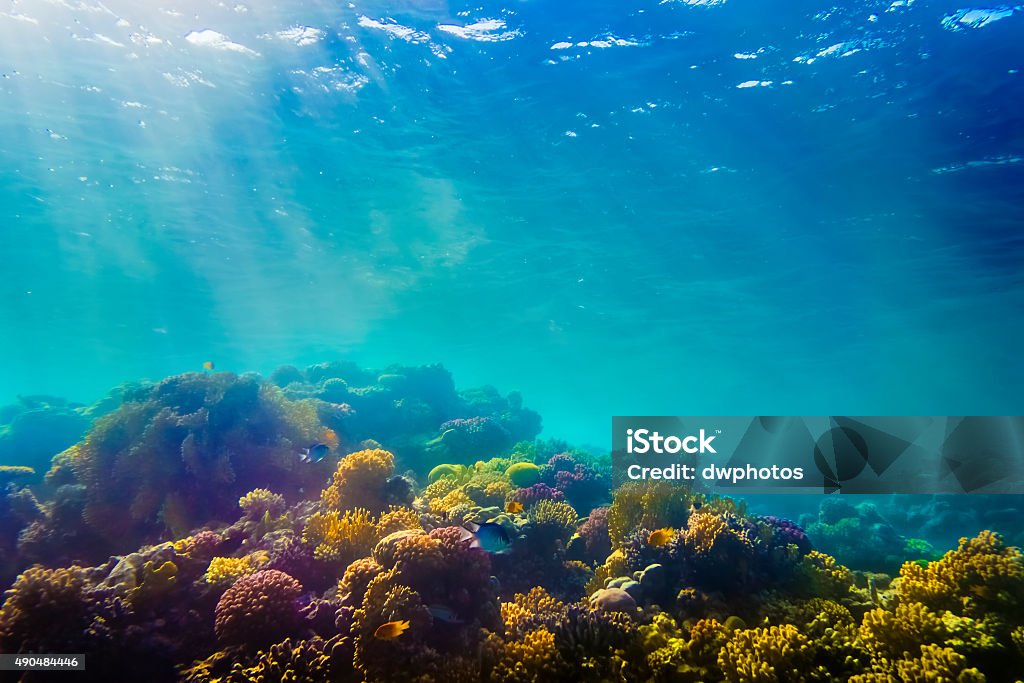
[{"xmin": 505, "ymin": 462, "xmax": 541, "ymax": 487}]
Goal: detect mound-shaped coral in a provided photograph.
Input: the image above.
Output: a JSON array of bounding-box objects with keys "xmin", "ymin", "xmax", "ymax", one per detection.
[
  {"xmin": 36, "ymin": 372, "xmax": 328, "ymax": 558},
  {"xmin": 213, "ymin": 569, "xmax": 303, "ymax": 647}
]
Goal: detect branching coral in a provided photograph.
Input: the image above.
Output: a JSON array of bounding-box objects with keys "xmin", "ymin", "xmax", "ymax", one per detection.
[
  {"xmin": 238, "ymin": 488, "xmax": 287, "ymax": 520},
  {"xmin": 500, "ymin": 587, "xmax": 567, "ymax": 639},
  {"xmin": 799, "ymin": 550, "xmax": 855, "ymax": 599},
  {"xmin": 607, "ymin": 481, "xmax": 692, "ymax": 549},
  {"xmin": 895, "ymin": 644, "xmax": 986, "ymax": 683},
  {"xmin": 526, "ymin": 500, "xmax": 579, "ymax": 545},
  {"xmin": 214, "ymin": 569, "xmax": 303, "ymax": 647},
  {"xmin": 718, "ymin": 624, "xmax": 812, "ymax": 683},
  {"xmin": 204, "ymin": 552, "xmax": 270, "ymax": 589},
  {"xmin": 642, "ymin": 614, "xmax": 729, "ymax": 682},
  {"xmin": 860, "ymin": 602, "xmax": 949, "ymax": 659},
  {"xmin": 303, "ymin": 508, "xmax": 377, "ymax": 563},
  {"xmin": 896, "ymin": 530, "xmax": 1024, "ymax": 617},
  {"xmin": 182, "ymin": 635, "xmax": 355, "ymax": 683}
]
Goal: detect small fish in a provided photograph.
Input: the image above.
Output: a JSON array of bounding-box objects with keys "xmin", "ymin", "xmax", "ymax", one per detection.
[
  {"xmin": 427, "ymin": 604, "xmax": 466, "ymax": 625},
  {"xmin": 300, "ymin": 443, "xmax": 330, "ymax": 464},
  {"xmin": 970, "ymin": 585, "xmax": 993, "ymax": 599},
  {"xmin": 463, "ymin": 521, "xmax": 512, "ymax": 554},
  {"xmin": 647, "ymin": 528, "xmax": 674, "ymax": 547},
  {"xmin": 506, "ymin": 501, "xmax": 524, "ymax": 514},
  {"xmin": 374, "ymin": 620, "xmax": 410, "ymax": 640},
  {"xmin": 202, "ymin": 361, "xmax": 215, "ymax": 371},
  {"xmin": 689, "ymin": 500, "xmax": 702, "ymax": 514}
]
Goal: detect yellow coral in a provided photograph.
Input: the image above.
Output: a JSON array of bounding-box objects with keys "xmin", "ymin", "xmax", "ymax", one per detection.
[
  {"xmin": 800, "ymin": 550, "xmax": 854, "ymax": 598},
  {"xmin": 430, "ymin": 489, "xmax": 475, "ymax": 514},
  {"xmin": 527, "ymin": 500, "xmax": 579, "ymax": 533},
  {"xmin": 238, "ymin": 488, "xmax": 286, "ymax": 518},
  {"xmin": 303, "ymin": 508, "xmax": 377, "ymax": 563},
  {"xmin": 642, "ymin": 614, "xmax": 729, "ymax": 682},
  {"xmin": 1013, "ymin": 625, "xmax": 1024, "ymax": 656},
  {"xmin": 321, "ymin": 448, "xmax": 395, "ymax": 513},
  {"xmin": 0, "ymin": 565, "xmax": 90, "ymax": 652},
  {"xmin": 586, "ymin": 549, "xmax": 628, "ymax": 595},
  {"xmin": 895, "ymin": 644, "xmax": 986, "ymax": 683},
  {"xmin": 684, "ymin": 511, "xmax": 730, "ymax": 555},
  {"xmin": 339, "ymin": 557, "xmax": 384, "ymax": 602},
  {"xmin": 718, "ymin": 624, "xmax": 812, "ymax": 683},
  {"xmin": 500, "ymin": 587, "xmax": 566, "ymax": 639},
  {"xmin": 374, "ymin": 506, "xmax": 422, "ymax": 537},
  {"xmin": 860, "ymin": 602, "xmax": 949, "ymax": 659},
  {"xmin": 896, "ymin": 531, "xmax": 1024, "ymax": 617},
  {"xmin": 204, "ymin": 552, "xmax": 269, "ymax": 588},
  {"xmin": 422, "ymin": 475, "xmax": 461, "ymax": 503},
  {"xmin": 488, "ymin": 627, "xmax": 560, "ymax": 682}
]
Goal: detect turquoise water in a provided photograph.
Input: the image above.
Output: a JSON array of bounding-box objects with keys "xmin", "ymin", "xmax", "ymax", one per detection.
[{"xmin": 2, "ymin": 0, "xmax": 1023, "ymax": 445}]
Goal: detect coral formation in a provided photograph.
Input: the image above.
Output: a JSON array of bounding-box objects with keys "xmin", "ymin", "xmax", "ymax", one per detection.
[
  {"xmin": 1, "ymin": 363, "xmax": 1023, "ymax": 682},
  {"xmin": 214, "ymin": 569, "xmax": 303, "ymax": 647}
]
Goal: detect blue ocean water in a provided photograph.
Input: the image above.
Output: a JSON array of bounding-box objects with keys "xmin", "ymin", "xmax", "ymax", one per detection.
[{"xmin": 1, "ymin": 0, "xmax": 1023, "ymax": 446}]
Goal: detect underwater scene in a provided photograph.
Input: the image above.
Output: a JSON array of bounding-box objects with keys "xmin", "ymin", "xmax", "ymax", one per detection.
[{"xmin": 2, "ymin": 0, "xmax": 1024, "ymax": 681}]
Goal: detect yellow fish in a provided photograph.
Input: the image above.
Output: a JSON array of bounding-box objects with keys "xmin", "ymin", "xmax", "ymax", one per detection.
[
  {"xmin": 647, "ymin": 528, "xmax": 674, "ymax": 547},
  {"xmin": 202, "ymin": 361, "xmax": 215, "ymax": 371},
  {"xmin": 506, "ymin": 501, "xmax": 524, "ymax": 514},
  {"xmin": 374, "ymin": 620, "xmax": 410, "ymax": 640}
]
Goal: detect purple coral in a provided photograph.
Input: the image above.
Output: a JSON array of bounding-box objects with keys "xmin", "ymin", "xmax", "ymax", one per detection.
[
  {"xmin": 759, "ymin": 516, "xmax": 812, "ymax": 555},
  {"xmin": 543, "ymin": 454, "xmax": 610, "ymax": 512},
  {"xmin": 510, "ymin": 483, "xmax": 565, "ymax": 507},
  {"xmin": 578, "ymin": 507, "xmax": 612, "ymax": 561},
  {"xmin": 181, "ymin": 530, "xmax": 222, "ymax": 561}
]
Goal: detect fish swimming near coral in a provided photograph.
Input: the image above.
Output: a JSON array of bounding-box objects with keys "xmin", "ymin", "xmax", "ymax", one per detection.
[
  {"xmin": 461, "ymin": 521, "xmax": 512, "ymax": 554},
  {"xmin": 299, "ymin": 443, "xmax": 330, "ymax": 463},
  {"xmin": 374, "ymin": 620, "xmax": 410, "ymax": 640},
  {"xmin": 506, "ymin": 501, "xmax": 524, "ymax": 514},
  {"xmin": 202, "ymin": 361, "xmax": 215, "ymax": 371},
  {"xmin": 427, "ymin": 604, "xmax": 466, "ymax": 625},
  {"xmin": 647, "ymin": 528, "xmax": 674, "ymax": 547},
  {"xmin": 425, "ymin": 428, "xmax": 456, "ymax": 450}
]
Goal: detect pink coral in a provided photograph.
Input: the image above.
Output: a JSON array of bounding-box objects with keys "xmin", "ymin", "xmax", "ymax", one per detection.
[{"xmin": 214, "ymin": 569, "xmax": 303, "ymax": 647}]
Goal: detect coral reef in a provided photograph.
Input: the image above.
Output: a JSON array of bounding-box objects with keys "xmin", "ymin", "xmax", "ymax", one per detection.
[{"xmin": 1, "ymin": 363, "xmax": 1023, "ymax": 682}]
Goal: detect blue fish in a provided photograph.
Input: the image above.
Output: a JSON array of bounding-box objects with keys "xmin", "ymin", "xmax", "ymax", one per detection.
[
  {"xmin": 427, "ymin": 604, "xmax": 466, "ymax": 625},
  {"xmin": 300, "ymin": 443, "xmax": 330, "ymax": 463},
  {"xmin": 463, "ymin": 521, "xmax": 512, "ymax": 554}
]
